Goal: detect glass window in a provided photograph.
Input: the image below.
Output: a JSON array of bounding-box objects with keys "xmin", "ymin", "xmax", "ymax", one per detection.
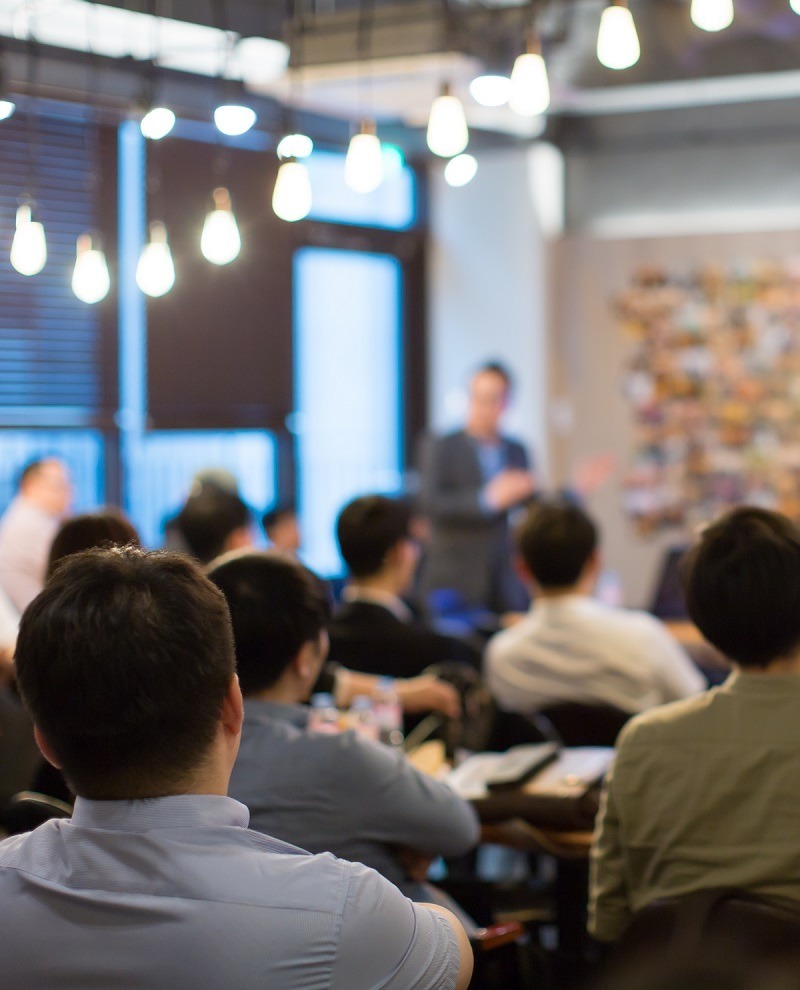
[
  {"xmin": 123, "ymin": 430, "xmax": 276, "ymax": 548},
  {"xmin": 294, "ymin": 247, "xmax": 403, "ymax": 575},
  {"xmin": 0, "ymin": 430, "xmax": 104, "ymax": 513},
  {"xmin": 306, "ymin": 150, "xmax": 416, "ymax": 230}
]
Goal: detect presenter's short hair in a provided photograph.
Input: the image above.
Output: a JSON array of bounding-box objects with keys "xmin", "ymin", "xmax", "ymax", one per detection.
[{"xmin": 474, "ymin": 361, "xmax": 513, "ymax": 391}]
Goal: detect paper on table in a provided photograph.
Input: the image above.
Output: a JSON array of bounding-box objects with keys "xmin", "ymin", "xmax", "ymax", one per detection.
[
  {"xmin": 522, "ymin": 747, "xmax": 614, "ymax": 797},
  {"xmin": 444, "ymin": 743, "xmax": 559, "ymax": 801}
]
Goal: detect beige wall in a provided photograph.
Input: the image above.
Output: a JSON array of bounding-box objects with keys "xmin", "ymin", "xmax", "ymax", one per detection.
[{"xmin": 550, "ymin": 228, "xmax": 800, "ymax": 607}]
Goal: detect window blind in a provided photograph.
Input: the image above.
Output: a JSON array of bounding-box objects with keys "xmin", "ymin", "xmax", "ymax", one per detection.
[{"xmin": 0, "ymin": 112, "xmax": 111, "ymax": 425}]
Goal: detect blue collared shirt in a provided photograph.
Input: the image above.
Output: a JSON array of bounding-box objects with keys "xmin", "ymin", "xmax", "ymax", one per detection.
[
  {"xmin": 230, "ymin": 700, "xmax": 480, "ymax": 899},
  {"xmin": 0, "ymin": 793, "xmax": 461, "ymax": 989}
]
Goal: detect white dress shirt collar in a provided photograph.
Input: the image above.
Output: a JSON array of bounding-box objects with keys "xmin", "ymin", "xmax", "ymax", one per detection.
[{"xmin": 342, "ymin": 585, "xmax": 413, "ymax": 623}]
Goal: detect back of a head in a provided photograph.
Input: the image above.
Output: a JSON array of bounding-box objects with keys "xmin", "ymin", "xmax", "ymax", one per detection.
[
  {"xmin": 683, "ymin": 506, "xmax": 800, "ymax": 668},
  {"xmin": 176, "ymin": 489, "xmax": 250, "ymax": 564},
  {"xmin": 516, "ymin": 501, "xmax": 599, "ymax": 589},
  {"xmin": 207, "ymin": 551, "xmax": 331, "ymax": 696},
  {"xmin": 48, "ymin": 509, "xmax": 140, "ymax": 577},
  {"xmin": 336, "ymin": 495, "xmax": 412, "ymax": 578},
  {"xmin": 14, "ymin": 547, "xmax": 235, "ymax": 799}
]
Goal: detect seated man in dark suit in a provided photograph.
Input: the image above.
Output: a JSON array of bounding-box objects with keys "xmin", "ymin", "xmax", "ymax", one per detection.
[{"xmin": 328, "ymin": 495, "xmax": 480, "ymax": 678}]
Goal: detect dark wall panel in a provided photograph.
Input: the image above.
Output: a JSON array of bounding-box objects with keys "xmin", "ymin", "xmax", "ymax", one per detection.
[{"xmin": 146, "ymin": 138, "xmax": 294, "ymax": 430}]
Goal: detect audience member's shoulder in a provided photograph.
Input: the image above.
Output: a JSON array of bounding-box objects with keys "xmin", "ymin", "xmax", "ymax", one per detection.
[
  {"xmin": 616, "ymin": 687, "xmax": 719, "ymax": 749},
  {"xmin": 485, "ymin": 616, "xmax": 533, "ymax": 662}
]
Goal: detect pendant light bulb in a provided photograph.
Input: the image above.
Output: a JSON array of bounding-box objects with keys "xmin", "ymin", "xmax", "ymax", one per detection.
[
  {"xmin": 10, "ymin": 203, "xmax": 47, "ymax": 276},
  {"xmin": 214, "ymin": 105, "xmax": 256, "ymax": 137},
  {"xmin": 71, "ymin": 234, "xmax": 110, "ymax": 304},
  {"xmin": 0, "ymin": 100, "xmax": 15, "ymax": 121},
  {"xmin": 201, "ymin": 187, "xmax": 241, "ymax": 265},
  {"xmin": 272, "ymin": 159, "xmax": 312, "ymax": 222},
  {"xmin": 444, "ymin": 153, "xmax": 478, "ymax": 188},
  {"xmin": 140, "ymin": 107, "xmax": 175, "ymax": 141},
  {"xmin": 345, "ymin": 122, "xmax": 384, "ymax": 194},
  {"xmin": 597, "ymin": 1, "xmax": 641, "ymax": 70},
  {"xmin": 276, "ymin": 133, "xmax": 314, "ymax": 160},
  {"xmin": 136, "ymin": 221, "xmax": 175, "ymax": 297},
  {"xmin": 509, "ymin": 41, "xmax": 550, "ymax": 117},
  {"xmin": 426, "ymin": 84, "xmax": 469, "ymax": 158},
  {"xmin": 792, "ymin": 0, "xmax": 800, "ymax": 14},
  {"xmin": 690, "ymin": 0, "xmax": 733, "ymax": 31}
]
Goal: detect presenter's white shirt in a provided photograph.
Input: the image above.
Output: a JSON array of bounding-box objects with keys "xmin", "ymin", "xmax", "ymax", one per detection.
[{"xmin": 485, "ymin": 595, "xmax": 705, "ymax": 715}]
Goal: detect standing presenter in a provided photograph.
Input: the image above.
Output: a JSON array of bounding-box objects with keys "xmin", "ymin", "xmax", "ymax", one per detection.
[{"xmin": 419, "ymin": 363, "xmax": 536, "ymax": 614}]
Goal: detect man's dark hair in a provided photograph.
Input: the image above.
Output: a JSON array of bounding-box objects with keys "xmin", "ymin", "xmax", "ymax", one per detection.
[
  {"xmin": 207, "ymin": 552, "xmax": 331, "ymax": 695},
  {"xmin": 175, "ymin": 489, "xmax": 250, "ymax": 564},
  {"xmin": 48, "ymin": 509, "xmax": 140, "ymax": 577},
  {"xmin": 475, "ymin": 361, "xmax": 513, "ymax": 391},
  {"xmin": 14, "ymin": 547, "xmax": 235, "ymax": 799},
  {"xmin": 516, "ymin": 501, "xmax": 599, "ymax": 588},
  {"xmin": 683, "ymin": 507, "xmax": 800, "ymax": 669},
  {"xmin": 262, "ymin": 501, "xmax": 297, "ymax": 534},
  {"xmin": 336, "ymin": 495, "xmax": 412, "ymax": 579}
]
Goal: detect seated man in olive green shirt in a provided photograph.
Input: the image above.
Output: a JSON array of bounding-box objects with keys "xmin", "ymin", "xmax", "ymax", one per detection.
[{"xmin": 590, "ymin": 507, "xmax": 800, "ymax": 941}]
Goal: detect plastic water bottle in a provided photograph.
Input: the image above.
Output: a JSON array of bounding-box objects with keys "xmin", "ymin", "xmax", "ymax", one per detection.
[
  {"xmin": 350, "ymin": 695, "xmax": 379, "ymax": 742},
  {"xmin": 374, "ymin": 678, "xmax": 404, "ymax": 748},
  {"xmin": 308, "ymin": 693, "xmax": 340, "ymax": 735}
]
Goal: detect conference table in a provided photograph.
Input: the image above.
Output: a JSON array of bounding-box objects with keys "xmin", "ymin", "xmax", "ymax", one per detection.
[{"xmin": 410, "ymin": 741, "xmax": 611, "ymax": 987}]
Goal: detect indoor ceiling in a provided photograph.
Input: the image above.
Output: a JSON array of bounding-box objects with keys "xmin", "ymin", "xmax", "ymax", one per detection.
[{"xmin": 2, "ymin": 0, "xmax": 800, "ymax": 153}]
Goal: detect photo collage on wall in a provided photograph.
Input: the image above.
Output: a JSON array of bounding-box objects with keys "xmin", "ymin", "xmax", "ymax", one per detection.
[{"xmin": 618, "ymin": 260, "xmax": 800, "ymax": 535}]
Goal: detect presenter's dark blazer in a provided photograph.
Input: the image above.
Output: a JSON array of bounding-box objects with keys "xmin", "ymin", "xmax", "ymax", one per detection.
[
  {"xmin": 327, "ymin": 600, "xmax": 479, "ymax": 680},
  {"xmin": 418, "ymin": 430, "xmax": 531, "ymax": 613}
]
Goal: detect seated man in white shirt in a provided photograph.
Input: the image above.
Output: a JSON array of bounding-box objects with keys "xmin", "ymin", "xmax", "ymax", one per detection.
[
  {"xmin": 485, "ymin": 501, "xmax": 705, "ymax": 716},
  {"xmin": 1, "ymin": 546, "xmax": 472, "ymax": 990}
]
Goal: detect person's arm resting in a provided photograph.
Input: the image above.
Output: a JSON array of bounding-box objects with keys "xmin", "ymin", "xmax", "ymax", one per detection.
[
  {"xmin": 338, "ymin": 735, "xmax": 480, "ymax": 858},
  {"xmin": 332, "ymin": 863, "xmax": 473, "ymax": 990}
]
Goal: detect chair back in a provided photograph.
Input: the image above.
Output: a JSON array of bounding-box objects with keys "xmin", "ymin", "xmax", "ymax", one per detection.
[
  {"xmin": 595, "ymin": 888, "xmax": 800, "ymax": 990},
  {"xmin": 4, "ymin": 791, "xmax": 73, "ymax": 836},
  {"xmin": 536, "ymin": 702, "xmax": 630, "ymax": 747},
  {"xmin": 0, "ymin": 688, "xmax": 40, "ymax": 813}
]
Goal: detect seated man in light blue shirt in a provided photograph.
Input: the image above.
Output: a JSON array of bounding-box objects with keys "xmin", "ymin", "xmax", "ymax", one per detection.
[
  {"xmin": 208, "ymin": 550, "xmax": 481, "ymax": 908},
  {"xmin": 1, "ymin": 546, "xmax": 472, "ymax": 990}
]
